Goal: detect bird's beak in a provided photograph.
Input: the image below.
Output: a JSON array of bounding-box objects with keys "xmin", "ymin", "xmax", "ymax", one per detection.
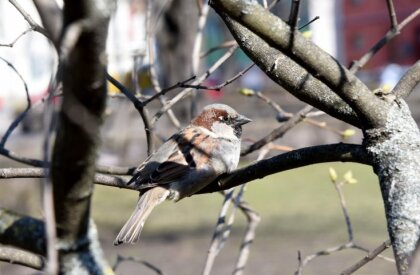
[{"xmin": 235, "ymin": 114, "xmax": 252, "ymax": 126}]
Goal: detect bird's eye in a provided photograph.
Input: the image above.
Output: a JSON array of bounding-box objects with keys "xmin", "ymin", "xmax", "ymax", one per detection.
[{"xmin": 223, "ymin": 116, "xmax": 229, "ymax": 122}]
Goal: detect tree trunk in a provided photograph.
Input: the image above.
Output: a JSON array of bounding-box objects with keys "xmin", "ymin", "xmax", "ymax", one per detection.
[
  {"xmin": 50, "ymin": 0, "xmax": 114, "ymax": 273},
  {"xmin": 364, "ymin": 100, "xmax": 420, "ymax": 274}
]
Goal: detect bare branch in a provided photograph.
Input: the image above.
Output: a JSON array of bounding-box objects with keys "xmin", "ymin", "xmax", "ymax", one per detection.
[
  {"xmin": 392, "ymin": 61, "xmax": 420, "ymax": 98},
  {"xmin": 8, "ymin": 0, "xmax": 50, "ymax": 39},
  {"xmin": 200, "ymin": 143, "xmax": 370, "ymax": 193},
  {"xmin": 151, "ymin": 44, "xmax": 239, "ymax": 125},
  {"xmin": 33, "ymin": 0, "xmax": 62, "ymax": 49},
  {"xmin": 288, "ymin": 0, "xmax": 300, "ymax": 30},
  {"xmin": 0, "ymin": 57, "xmax": 31, "ymax": 147},
  {"xmin": 349, "ymin": 8, "xmax": 420, "ymax": 73},
  {"xmin": 296, "ymin": 242, "xmax": 354, "ymax": 275},
  {"xmin": 0, "ymin": 144, "xmax": 370, "ymax": 194},
  {"xmin": 183, "ymin": 64, "xmax": 254, "ymax": 91},
  {"xmin": 385, "ymin": 0, "xmax": 399, "ymax": 32},
  {"xmin": 298, "ymin": 16, "xmax": 320, "ymax": 30},
  {"xmin": 95, "ymin": 165, "xmax": 135, "ymax": 175},
  {"xmin": 113, "ymin": 255, "xmax": 165, "ymax": 274},
  {"xmin": 334, "ymin": 182, "xmax": 353, "ymax": 242},
  {"xmin": 202, "ymin": 189, "xmax": 235, "ymax": 275},
  {"xmin": 142, "ymin": 75, "xmax": 197, "ymax": 106},
  {"xmin": 106, "ymin": 72, "xmax": 155, "ymax": 155},
  {"xmin": 341, "ymin": 240, "xmax": 392, "ymax": 275},
  {"xmin": 192, "ymin": 1, "xmax": 210, "ymax": 74},
  {"xmin": 241, "ymin": 105, "xmax": 313, "ymax": 156},
  {"xmin": 217, "ymin": 15, "xmax": 361, "ymax": 128},
  {"xmin": 146, "ymin": 0, "xmax": 181, "ymax": 130},
  {"xmin": 211, "ymin": 0, "xmax": 386, "ymax": 128},
  {"xmin": 0, "ymin": 28, "xmax": 34, "ymax": 47},
  {"xmin": 0, "ymin": 147, "xmax": 46, "ymax": 167},
  {"xmin": 232, "ymin": 202, "xmax": 260, "ymax": 275},
  {"xmin": 0, "ymin": 246, "xmax": 45, "ymax": 270},
  {"xmin": 200, "ymin": 40, "xmax": 236, "ymax": 58}
]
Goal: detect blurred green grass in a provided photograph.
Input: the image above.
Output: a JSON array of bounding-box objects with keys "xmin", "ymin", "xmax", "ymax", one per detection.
[{"xmin": 92, "ymin": 162, "xmax": 388, "ymax": 243}]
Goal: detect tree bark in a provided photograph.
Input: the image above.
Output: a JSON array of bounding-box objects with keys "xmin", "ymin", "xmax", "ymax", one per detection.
[
  {"xmin": 210, "ymin": 1, "xmax": 420, "ymax": 273},
  {"xmin": 364, "ymin": 101, "xmax": 420, "ymax": 274},
  {"xmin": 50, "ymin": 0, "xmax": 114, "ymax": 273}
]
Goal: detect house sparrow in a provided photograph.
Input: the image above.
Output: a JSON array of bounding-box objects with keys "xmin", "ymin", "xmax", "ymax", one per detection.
[{"xmin": 114, "ymin": 103, "xmax": 251, "ymax": 245}]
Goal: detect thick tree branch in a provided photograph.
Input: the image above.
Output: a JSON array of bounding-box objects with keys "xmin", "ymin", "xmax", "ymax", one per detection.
[
  {"xmin": 392, "ymin": 61, "xmax": 420, "ymax": 98},
  {"xmin": 0, "ymin": 144, "xmax": 370, "ymax": 194},
  {"xmin": 219, "ymin": 16, "xmax": 361, "ymax": 128},
  {"xmin": 211, "ymin": 0, "xmax": 388, "ymax": 128},
  {"xmin": 33, "ymin": 0, "xmax": 62, "ymax": 49},
  {"xmin": 49, "ymin": 0, "xmax": 114, "ymax": 273},
  {"xmin": 0, "ymin": 246, "xmax": 45, "ymax": 270},
  {"xmin": 199, "ymin": 144, "xmax": 370, "ymax": 193},
  {"xmin": 364, "ymin": 101, "xmax": 420, "ymax": 274}
]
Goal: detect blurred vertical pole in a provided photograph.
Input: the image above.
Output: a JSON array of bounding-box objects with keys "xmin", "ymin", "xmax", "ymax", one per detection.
[
  {"xmin": 51, "ymin": 0, "xmax": 115, "ymax": 273},
  {"xmin": 155, "ymin": 0, "xmax": 199, "ymax": 121}
]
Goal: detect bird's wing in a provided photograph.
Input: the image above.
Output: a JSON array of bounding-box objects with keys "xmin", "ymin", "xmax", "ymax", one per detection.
[{"xmin": 128, "ymin": 127, "xmax": 214, "ymax": 188}]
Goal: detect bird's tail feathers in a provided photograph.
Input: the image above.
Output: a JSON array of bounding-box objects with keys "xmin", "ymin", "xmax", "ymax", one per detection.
[{"xmin": 114, "ymin": 187, "xmax": 169, "ymax": 245}]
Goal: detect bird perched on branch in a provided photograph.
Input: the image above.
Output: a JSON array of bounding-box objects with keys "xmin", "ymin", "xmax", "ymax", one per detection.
[{"xmin": 114, "ymin": 103, "xmax": 251, "ymax": 245}]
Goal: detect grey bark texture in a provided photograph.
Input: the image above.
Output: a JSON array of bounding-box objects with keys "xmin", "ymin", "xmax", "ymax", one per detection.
[
  {"xmin": 210, "ymin": 0, "xmax": 420, "ymax": 273},
  {"xmin": 364, "ymin": 101, "xmax": 420, "ymax": 274},
  {"xmin": 50, "ymin": 0, "xmax": 114, "ymax": 273}
]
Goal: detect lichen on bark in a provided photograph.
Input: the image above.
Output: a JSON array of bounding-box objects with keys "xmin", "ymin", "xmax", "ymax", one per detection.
[{"xmin": 364, "ymin": 99, "xmax": 420, "ymax": 273}]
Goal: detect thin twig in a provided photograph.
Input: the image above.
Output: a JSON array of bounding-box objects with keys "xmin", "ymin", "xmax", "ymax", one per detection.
[
  {"xmin": 334, "ymin": 182, "xmax": 353, "ymax": 241},
  {"xmin": 231, "ymin": 147, "xmax": 267, "ymax": 275},
  {"xmin": 200, "ymin": 40, "xmax": 236, "ymax": 58},
  {"xmin": 288, "ymin": 0, "xmax": 301, "ymax": 30},
  {"xmin": 241, "ymin": 105, "xmax": 313, "ymax": 156},
  {"xmin": 341, "ymin": 240, "xmax": 392, "ymax": 275},
  {"xmin": 202, "ymin": 189, "xmax": 235, "ymax": 275},
  {"xmin": 385, "ymin": 0, "xmax": 399, "ymax": 32},
  {"xmin": 296, "ymin": 242, "xmax": 354, "ymax": 275},
  {"xmin": 146, "ymin": 0, "xmax": 181, "ymax": 130},
  {"xmin": 203, "ymin": 147, "xmax": 268, "ymax": 275},
  {"xmin": 298, "ymin": 16, "xmax": 320, "ymax": 30},
  {"xmin": 8, "ymin": 0, "xmax": 50, "ymax": 39},
  {"xmin": 192, "ymin": 1, "xmax": 210, "ymax": 75},
  {"xmin": 142, "ymin": 75, "xmax": 197, "ymax": 106},
  {"xmin": 106, "ymin": 72, "xmax": 155, "ymax": 155},
  {"xmin": 349, "ymin": 8, "xmax": 420, "ymax": 73},
  {"xmin": 0, "ymin": 27, "xmax": 34, "ymax": 47},
  {"xmin": 113, "ymin": 255, "xmax": 165, "ymax": 275},
  {"xmin": 232, "ymin": 202, "xmax": 260, "ymax": 275},
  {"xmin": 190, "ymin": 0, "xmax": 211, "ymax": 118},
  {"xmin": 254, "ymin": 90, "xmax": 291, "ymax": 118},
  {"xmin": 0, "ymin": 147, "xmax": 46, "ymax": 167},
  {"xmin": 151, "ymin": 44, "xmax": 239, "ymax": 125},
  {"xmin": 0, "ymin": 246, "xmax": 45, "ymax": 270},
  {"xmin": 0, "ymin": 57, "xmax": 31, "ymax": 147}
]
